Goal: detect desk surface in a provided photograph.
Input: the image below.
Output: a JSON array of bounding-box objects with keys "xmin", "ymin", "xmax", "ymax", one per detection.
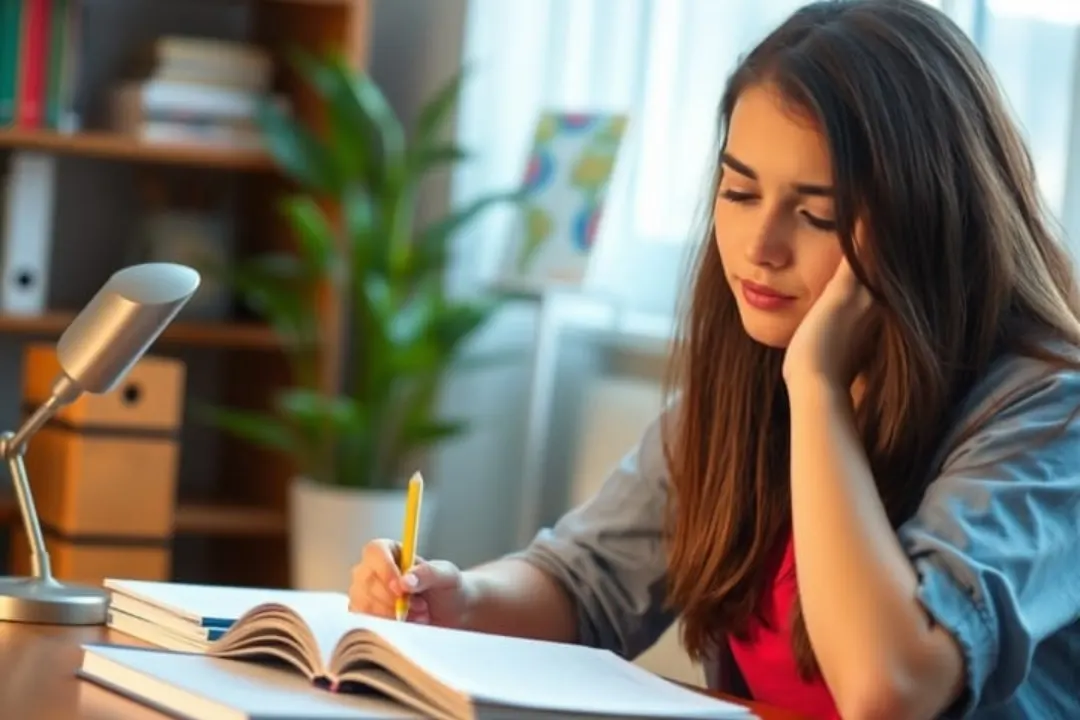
[{"xmin": 0, "ymin": 621, "xmax": 809, "ymax": 719}]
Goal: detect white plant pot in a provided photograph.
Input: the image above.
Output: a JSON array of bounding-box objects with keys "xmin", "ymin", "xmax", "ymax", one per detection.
[{"xmin": 288, "ymin": 477, "xmax": 437, "ymax": 593}]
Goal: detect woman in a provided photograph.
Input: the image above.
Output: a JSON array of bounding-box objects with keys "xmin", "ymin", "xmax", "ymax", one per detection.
[{"xmin": 348, "ymin": 1, "xmax": 1080, "ymax": 718}]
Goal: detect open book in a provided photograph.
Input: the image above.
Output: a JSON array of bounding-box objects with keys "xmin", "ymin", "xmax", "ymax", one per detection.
[{"xmin": 189, "ymin": 601, "xmax": 750, "ymax": 720}]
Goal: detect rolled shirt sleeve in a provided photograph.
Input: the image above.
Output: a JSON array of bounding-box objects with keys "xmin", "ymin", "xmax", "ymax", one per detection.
[
  {"xmin": 510, "ymin": 412, "xmax": 676, "ymax": 659},
  {"xmin": 897, "ymin": 359, "xmax": 1080, "ymax": 714}
]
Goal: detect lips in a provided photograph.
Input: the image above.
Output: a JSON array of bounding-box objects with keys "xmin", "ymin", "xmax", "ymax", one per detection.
[
  {"xmin": 741, "ymin": 280, "xmax": 793, "ymax": 300},
  {"xmin": 739, "ymin": 279, "xmax": 796, "ymax": 311}
]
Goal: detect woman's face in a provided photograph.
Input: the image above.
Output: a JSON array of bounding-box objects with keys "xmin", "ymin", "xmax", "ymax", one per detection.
[{"xmin": 714, "ymin": 83, "xmax": 845, "ymax": 348}]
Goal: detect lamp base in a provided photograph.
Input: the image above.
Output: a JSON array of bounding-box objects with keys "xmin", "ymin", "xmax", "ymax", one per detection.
[{"xmin": 0, "ymin": 576, "xmax": 108, "ymax": 625}]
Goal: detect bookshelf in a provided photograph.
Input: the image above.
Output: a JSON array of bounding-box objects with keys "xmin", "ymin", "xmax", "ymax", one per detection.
[
  {"xmin": 0, "ymin": 310, "xmax": 279, "ymax": 348},
  {"xmin": 0, "ymin": 0, "xmax": 371, "ymax": 590},
  {"xmin": 0, "ymin": 128, "xmax": 274, "ymax": 170}
]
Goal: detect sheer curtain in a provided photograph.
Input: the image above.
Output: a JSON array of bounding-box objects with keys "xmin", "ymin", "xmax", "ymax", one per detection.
[{"xmin": 451, "ymin": 0, "xmax": 1080, "ymax": 319}]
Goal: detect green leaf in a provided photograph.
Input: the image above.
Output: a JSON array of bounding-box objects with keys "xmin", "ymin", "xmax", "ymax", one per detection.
[
  {"xmin": 411, "ymin": 144, "xmax": 471, "ymax": 174},
  {"xmin": 343, "ymin": 183, "xmax": 380, "ymax": 271},
  {"xmin": 402, "ymin": 417, "xmax": 469, "ymax": 446},
  {"xmin": 388, "ymin": 287, "xmax": 436, "ymax": 348},
  {"xmin": 229, "ymin": 253, "xmax": 318, "ymax": 340},
  {"xmin": 256, "ymin": 97, "xmax": 338, "ymax": 191},
  {"xmin": 414, "ymin": 189, "xmax": 526, "ymax": 275},
  {"xmin": 415, "ymin": 67, "xmax": 467, "ymax": 147},
  {"xmin": 353, "ymin": 274, "xmax": 396, "ymax": 391},
  {"xmin": 193, "ymin": 404, "xmax": 297, "ymax": 455},
  {"xmin": 279, "ymin": 195, "xmax": 340, "ymax": 275},
  {"xmin": 303, "ymin": 52, "xmax": 378, "ymax": 184},
  {"xmin": 429, "ymin": 300, "xmax": 497, "ymax": 351},
  {"xmin": 317, "ymin": 55, "xmax": 406, "ymax": 189},
  {"xmin": 276, "ymin": 389, "xmax": 364, "ymax": 431}
]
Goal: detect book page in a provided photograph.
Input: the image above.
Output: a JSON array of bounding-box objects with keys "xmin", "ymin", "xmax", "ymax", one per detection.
[
  {"xmin": 208, "ymin": 594, "xmax": 358, "ymax": 677},
  {"xmin": 350, "ymin": 616, "xmax": 749, "ymax": 718}
]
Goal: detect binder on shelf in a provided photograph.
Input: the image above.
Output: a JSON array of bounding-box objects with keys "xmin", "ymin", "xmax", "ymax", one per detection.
[{"xmin": 0, "ymin": 150, "xmax": 55, "ymax": 315}]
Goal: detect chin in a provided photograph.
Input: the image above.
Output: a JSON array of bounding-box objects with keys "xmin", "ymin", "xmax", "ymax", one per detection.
[
  {"xmin": 743, "ymin": 326, "xmax": 792, "ymax": 348},
  {"xmin": 738, "ymin": 312, "xmax": 795, "ymax": 348}
]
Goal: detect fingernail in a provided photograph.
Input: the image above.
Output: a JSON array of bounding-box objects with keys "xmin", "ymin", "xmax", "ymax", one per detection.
[{"xmin": 402, "ymin": 573, "xmax": 418, "ymax": 589}]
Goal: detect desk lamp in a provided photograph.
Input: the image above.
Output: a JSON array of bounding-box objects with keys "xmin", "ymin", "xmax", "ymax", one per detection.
[{"xmin": 0, "ymin": 262, "xmax": 199, "ymax": 625}]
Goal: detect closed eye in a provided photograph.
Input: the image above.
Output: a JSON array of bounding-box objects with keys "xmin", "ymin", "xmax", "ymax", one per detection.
[
  {"xmin": 801, "ymin": 211, "xmax": 837, "ymax": 231},
  {"xmin": 719, "ymin": 189, "xmax": 756, "ymax": 203}
]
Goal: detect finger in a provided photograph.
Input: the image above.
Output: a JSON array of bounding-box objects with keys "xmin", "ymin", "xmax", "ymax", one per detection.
[
  {"xmin": 389, "ymin": 554, "xmax": 431, "ymax": 595},
  {"xmin": 366, "ymin": 570, "xmax": 399, "ymax": 609},
  {"xmin": 362, "ymin": 540, "xmax": 403, "ymax": 587},
  {"xmin": 394, "ymin": 558, "xmax": 454, "ymax": 594},
  {"xmin": 347, "ymin": 562, "xmax": 375, "ymax": 612},
  {"xmin": 351, "ymin": 572, "xmax": 397, "ymax": 618},
  {"xmin": 348, "ymin": 557, "xmax": 402, "ymax": 613}
]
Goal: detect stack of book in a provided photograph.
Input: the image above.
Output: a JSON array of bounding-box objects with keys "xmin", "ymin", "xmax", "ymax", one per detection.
[
  {"xmin": 91, "ymin": 578, "xmax": 753, "ymax": 720},
  {"xmin": 108, "ymin": 35, "xmax": 285, "ymax": 149},
  {"xmin": 103, "ymin": 578, "xmax": 344, "ymax": 653}
]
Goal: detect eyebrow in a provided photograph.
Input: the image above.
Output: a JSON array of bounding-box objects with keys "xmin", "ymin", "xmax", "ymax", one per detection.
[{"xmin": 720, "ymin": 152, "xmax": 834, "ymax": 197}]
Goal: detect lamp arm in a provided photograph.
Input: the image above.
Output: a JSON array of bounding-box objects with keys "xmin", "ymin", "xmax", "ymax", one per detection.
[
  {"xmin": 8, "ymin": 375, "xmax": 78, "ymax": 456},
  {"xmin": 4, "ymin": 445, "xmax": 50, "ymax": 580},
  {"xmin": 0, "ymin": 376, "xmax": 80, "ymax": 581}
]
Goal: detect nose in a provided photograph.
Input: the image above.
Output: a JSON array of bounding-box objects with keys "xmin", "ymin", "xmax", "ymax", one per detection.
[{"xmin": 744, "ymin": 212, "xmax": 793, "ymax": 269}]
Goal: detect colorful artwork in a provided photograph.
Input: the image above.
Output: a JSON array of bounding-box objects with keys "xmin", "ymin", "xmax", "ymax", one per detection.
[{"xmin": 506, "ymin": 112, "xmax": 628, "ymax": 288}]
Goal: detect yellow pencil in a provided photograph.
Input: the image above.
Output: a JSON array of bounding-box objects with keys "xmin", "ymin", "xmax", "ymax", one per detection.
[{"xmin": 395, "ymin": 471, "xmax": 424, "ymax": 621}]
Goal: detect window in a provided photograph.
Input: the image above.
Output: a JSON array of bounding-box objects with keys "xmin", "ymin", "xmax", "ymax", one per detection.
[{"xmin": 978, "ymin": 3, "xmax": 1079, "ymax": 217}]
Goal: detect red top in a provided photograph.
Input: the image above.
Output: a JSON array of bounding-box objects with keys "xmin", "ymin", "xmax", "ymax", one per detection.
[{"xmin": 727, "ymin": 534, "xmax": 839, "ymax": 719}]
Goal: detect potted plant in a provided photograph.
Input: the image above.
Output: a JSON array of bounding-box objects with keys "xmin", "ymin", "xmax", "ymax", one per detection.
[{"xmin": 198, "ymin": 51, "xmax": 523, "ymax": 591}]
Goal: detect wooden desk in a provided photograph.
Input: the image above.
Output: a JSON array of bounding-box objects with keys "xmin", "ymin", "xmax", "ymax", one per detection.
[{"xmin": 0, "ymin": 622, "xmax": 809, "ymax": 719}]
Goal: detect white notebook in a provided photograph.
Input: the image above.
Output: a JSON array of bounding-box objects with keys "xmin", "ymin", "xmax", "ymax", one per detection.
[{"xmin": 79, "ymin": 643, "xmax": 419, "ymax": 720}]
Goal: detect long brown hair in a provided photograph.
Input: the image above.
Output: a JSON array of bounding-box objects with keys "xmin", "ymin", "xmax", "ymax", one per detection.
[{"xmin": 662, "ymin": 0, "xmax": 1080, "ymax": 680}]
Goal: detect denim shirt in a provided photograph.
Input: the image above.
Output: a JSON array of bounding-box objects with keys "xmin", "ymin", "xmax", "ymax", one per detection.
[{"xmin": 512, "ymin": 349, "xmax": 1080, "ymax": 718}]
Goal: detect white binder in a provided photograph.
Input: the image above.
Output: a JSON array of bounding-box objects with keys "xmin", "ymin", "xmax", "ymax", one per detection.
[{"xmin": 0, "ymin": 150, "xmax": 56, "ymax": 315}]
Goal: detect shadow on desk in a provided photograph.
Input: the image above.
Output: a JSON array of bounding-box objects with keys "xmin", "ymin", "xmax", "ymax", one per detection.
[{"xmin": 0, "ymin": 622, "xmax": 813, "ymax": 720}]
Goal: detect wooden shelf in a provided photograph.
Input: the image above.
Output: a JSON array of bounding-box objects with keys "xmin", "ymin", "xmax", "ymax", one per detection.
[
  {"xmin": 173, "ymin": 503, "xmax": 287, "ymax": 537},
  {"xmin": 0, "ymin": 312, "xmax": 279, "ymax": 350},
  {"xmin": 0, "ymin": 129, "xmax": 275, "ymax": 171},
  {"xmin": 0, "ymin": 497, "xmax": 286, "ymax": 537}
]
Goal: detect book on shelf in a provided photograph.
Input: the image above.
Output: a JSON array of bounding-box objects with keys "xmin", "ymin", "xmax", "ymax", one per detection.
[
  {"xmin": 92, "ymin": 579, "xmax": 751, "ymax": 720},
  {"xmin": 128, "ymin": 35, "xmax": 273, "ymax": 93},
  {"xmin": 107, "ymin": 35, "xmax": 284, "ymax": 150},
  {"xmin": 0, "ymin": 0, "xmax": 81, "ymax": 130}
]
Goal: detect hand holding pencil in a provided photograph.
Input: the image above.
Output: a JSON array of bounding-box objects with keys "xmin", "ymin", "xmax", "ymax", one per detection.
[{"xmin": 347, "ymin": 472, "xmax": 470, "ymax": 627}]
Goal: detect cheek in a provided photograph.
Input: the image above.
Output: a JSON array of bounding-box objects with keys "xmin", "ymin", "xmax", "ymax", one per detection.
[
  {"xmin": 802, "ymin": 245, "xmax": 845, "ymax": 300},
  {"xmin": 712, "ymin": 202, "xmax": 739, "ymax": 260}
]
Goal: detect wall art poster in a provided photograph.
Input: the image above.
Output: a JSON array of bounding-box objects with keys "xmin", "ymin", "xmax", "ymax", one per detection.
[{"xmin": 503, "ymin": 111, "xmax": 628, "ymax": 291}]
